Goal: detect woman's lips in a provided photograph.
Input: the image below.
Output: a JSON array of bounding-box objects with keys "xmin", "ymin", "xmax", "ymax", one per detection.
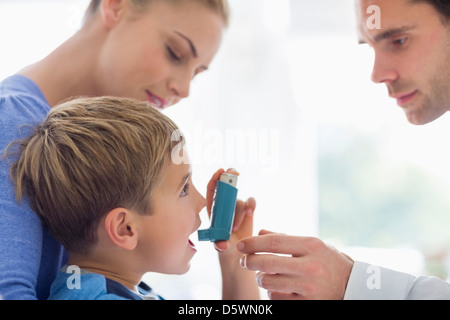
[{"xmin": 146, "ymin": 90, "xmax": 167, "ymax": 110}]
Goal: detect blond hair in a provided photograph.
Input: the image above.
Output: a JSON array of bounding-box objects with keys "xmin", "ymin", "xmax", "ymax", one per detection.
[
  {"xmin": 9, "ymin": 96, "xmax": 181, "ymax": 254},
  {"xmin": 84, "ymin": 0, "xmax": 230, "ymax": 26}
]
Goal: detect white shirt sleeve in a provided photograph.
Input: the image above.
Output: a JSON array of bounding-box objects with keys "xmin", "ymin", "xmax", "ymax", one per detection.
[{"xmin": 344, "ymin": 261, "xmax": 450, "ymax": 300}]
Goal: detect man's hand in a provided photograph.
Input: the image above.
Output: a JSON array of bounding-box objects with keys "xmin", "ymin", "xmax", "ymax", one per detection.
[{"xmin": 237, "ymin": 230, "xmax": 354, "ymax": 300}]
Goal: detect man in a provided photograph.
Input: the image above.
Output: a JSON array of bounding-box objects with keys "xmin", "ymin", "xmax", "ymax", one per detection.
[{"xmin": 237, "ymin": 0, "xmax": 450, "ymax": 300}]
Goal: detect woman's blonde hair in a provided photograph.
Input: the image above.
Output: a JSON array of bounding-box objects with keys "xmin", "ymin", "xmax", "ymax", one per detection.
[
  {"xmin": 9, "ymin": 96, "xmax": 181, "ymax": 254},
  {"xmin": 84, "ymin": 0, "xmax": 230, "ymax": 26}
]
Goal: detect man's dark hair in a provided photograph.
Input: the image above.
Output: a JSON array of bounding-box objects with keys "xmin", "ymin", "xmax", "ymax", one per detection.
[{"xmin": 412, "ymin": 0, "xmax": 450, "ymax": 22}]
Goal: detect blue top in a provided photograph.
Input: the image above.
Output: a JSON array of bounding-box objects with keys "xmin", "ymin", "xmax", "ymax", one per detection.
[
  {"xmin": 0, "ymin": 75, "xmax": 68, "ymax": 300},
  {"xmin": 49, "ymin": 266, "xmax": 162, "ymax": 300}
]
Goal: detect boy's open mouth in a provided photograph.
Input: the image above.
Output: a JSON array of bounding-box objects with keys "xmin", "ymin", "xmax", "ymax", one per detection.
[{"xmin": 188, "ymin": 239, "xmax": 196, "ymax": 250}]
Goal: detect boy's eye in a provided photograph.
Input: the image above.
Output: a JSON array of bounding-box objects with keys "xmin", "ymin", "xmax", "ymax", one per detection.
[{"xmin": 180, "ymin": 183, "xmax": 190, "ymax": 197}]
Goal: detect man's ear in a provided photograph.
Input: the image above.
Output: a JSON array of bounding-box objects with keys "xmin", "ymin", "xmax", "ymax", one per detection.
[
  {"xmin": 100, "ymin": 0, "xmax": 126, "ymax": 28},
  {"xmin": 104, "ymin": 208, "xmax": 138, "ymax": 251}
]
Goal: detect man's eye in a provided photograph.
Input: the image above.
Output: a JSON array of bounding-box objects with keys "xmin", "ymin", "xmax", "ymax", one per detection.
[{"xmin": 393, "ymin": 37, "xmax": 407, "ymax": 46}]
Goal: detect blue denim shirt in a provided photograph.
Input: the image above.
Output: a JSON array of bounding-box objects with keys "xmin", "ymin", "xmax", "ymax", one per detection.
[{"xmin": 0, "ymin": 75, "xmax": 67, "ymax": 300}]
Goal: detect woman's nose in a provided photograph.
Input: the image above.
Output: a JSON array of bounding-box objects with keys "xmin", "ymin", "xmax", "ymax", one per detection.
[{"xmin": 168, "ymin": 73, "xmax": 191, "ymax": 100}]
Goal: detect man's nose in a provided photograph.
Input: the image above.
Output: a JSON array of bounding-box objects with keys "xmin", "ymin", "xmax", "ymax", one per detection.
[{"xmin": 371, "ymin": 52, "xmax": 399, "ymax": 84}]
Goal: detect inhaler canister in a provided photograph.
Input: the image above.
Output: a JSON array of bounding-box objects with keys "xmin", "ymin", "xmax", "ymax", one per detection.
[{"xmin": 198, "ymin": 170, "xmax": 239, "ymax": 242}]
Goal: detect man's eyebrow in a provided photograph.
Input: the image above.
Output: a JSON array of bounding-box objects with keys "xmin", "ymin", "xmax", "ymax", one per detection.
[
  {"xmin": 174, "ymin": 31, "xmax": 198, "ymax": 58},
  {"xmin": 358, "ymin": 25, "xmax": 416, "ymax": 45}
]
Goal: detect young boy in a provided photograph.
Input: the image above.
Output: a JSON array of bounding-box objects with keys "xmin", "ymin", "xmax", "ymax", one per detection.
[{"xmin": 8, "ymin": 96, "xmax": 259, "ymax": 300}]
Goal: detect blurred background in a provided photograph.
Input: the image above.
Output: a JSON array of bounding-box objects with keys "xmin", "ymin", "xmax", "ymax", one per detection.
[{"xmin": 1, "ymin": 0, "xmax": 449, "ymax": 299}]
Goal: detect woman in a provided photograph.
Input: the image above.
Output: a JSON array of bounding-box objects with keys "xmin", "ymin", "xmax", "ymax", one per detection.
[
  {"xmin": 0, "ymin": 0, "xmax": 255, "ymax": 300},
  {"xmin": 20, "ymin": 0, "xmax": 228, "ymax": 108}
]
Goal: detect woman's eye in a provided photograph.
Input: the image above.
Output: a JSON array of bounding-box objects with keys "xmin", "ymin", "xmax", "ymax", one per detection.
[{"xmin": 167, "ymin": 46, "xmax": 181, "ymax": 61}]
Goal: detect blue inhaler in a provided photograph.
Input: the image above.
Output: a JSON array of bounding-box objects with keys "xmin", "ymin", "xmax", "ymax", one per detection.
[{"xmin": 198, "ymin": 170, "xmax": 239, "ymax": 242}]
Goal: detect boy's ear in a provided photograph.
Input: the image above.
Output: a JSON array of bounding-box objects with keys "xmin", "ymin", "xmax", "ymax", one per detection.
[
  {"xmin": 100, "ymin": 0, "xmax": 126, "ymax": 28},
  {"xmin": 104, "ymin": 208, "xmax": 138, "ymax": 251}
]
